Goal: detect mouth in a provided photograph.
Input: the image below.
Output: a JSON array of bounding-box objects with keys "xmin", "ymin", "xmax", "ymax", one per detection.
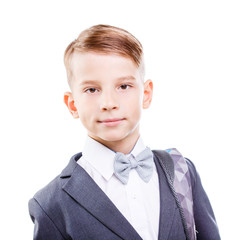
[{"xmin": 98, "ymin": 118, "xmax": 125, "ymax": 127}]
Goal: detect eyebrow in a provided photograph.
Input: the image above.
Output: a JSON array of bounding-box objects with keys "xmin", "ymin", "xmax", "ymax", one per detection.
[
  {"xmin": 79, "ymin": 80, "xmax": 100, "ymax": 86},
  {"xmin": 117, "ymin": 75, "xmax": 136, "ymax": 82},
  {"xmin": 79, "ymin": 76, "xmax": 136, "ymax": 86}
]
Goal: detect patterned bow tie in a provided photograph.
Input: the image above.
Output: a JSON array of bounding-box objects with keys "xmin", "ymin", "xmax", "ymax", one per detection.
[{"xmin": 114, "ymin": 147, "xmax": 154, "ymax": 184}]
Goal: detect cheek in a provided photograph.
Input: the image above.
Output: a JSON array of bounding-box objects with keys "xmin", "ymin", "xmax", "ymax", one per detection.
[
  {"xmin": 130, "ymin": 90, "xmax": 143, "ymax": 107},
  {"xmin": 126, "ymin": 96, "xmax": 142, "ymax": 118},
  {"xmin": 77, "ymin": 99, "xmax": 99, "ymax": 124},
  {"xmin": 75, "ymin": 96, "xmax": 95, "ymax": 112}
]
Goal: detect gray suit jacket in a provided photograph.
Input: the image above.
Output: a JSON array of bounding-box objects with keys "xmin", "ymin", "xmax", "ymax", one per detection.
[{"xmin": 29, "ymin": 152, "xmax": 220, "ymax": 240}]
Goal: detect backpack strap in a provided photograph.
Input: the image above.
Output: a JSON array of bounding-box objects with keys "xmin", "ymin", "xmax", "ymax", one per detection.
[{"xmin": 153, "ymin": 149, "xmax": 196, "ymax": 240}]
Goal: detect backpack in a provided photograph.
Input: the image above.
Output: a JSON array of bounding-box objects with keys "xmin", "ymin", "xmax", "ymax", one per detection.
[{"xmin": 153, "ymin": 148, "xmax": 196, "ymax": 240}]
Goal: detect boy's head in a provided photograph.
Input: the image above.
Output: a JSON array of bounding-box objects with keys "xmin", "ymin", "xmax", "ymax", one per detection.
[
  {"xmin": 64, "ymin": 25, "xmax": 153, "ymax": 153},
  {"xmin": 64, "ymin": 24, "xmax": 145, "ymax": 83}
]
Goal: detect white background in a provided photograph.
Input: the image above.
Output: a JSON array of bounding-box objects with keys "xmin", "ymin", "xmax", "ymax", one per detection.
[{"xmin": 0, "ymin": 0, "xmax": 239, "ymax": 239}]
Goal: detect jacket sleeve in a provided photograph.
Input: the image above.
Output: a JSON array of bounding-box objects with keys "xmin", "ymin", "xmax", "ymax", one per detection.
[
  {"xmin": 186, "ymin": 159, "xmax": 221, "ymax": 240},
  {"xmin": 28, "ymin": 198, "xmax": 65, "ymax": 240}
]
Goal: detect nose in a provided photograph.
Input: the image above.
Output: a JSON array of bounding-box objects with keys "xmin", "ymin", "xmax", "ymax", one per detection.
[{"xmin": 100, "ymin": 90, "xmax": 119, "ymax": 111}]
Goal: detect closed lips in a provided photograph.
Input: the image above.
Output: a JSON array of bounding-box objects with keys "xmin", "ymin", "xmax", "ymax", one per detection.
[
  {"xmin": 98, "ymin": 118, "xmax": 125, "ymax": 126},
  {"xmin": 99, "ymin": 118, "xmax": 125, "ymax": 123}
]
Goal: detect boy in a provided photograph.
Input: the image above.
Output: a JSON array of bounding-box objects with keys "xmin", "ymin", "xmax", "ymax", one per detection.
[{"xmin": 29, "ymin": 24, "xmax": 220, "ymax": 239}]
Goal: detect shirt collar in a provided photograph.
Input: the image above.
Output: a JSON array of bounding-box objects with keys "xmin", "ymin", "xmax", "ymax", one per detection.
[{"xmin": 82, "ymin": 136, "xmax": 147, "ymax": 181}]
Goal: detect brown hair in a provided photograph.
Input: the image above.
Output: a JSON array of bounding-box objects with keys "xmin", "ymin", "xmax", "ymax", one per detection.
[{"xmin": 64, "ymin": 24, "xmax": 144, "ymax": 81}]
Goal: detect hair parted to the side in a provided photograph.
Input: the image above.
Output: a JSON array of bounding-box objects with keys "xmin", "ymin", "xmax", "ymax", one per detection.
[{"xmin": 64, "ymin": 24, "xmax": 145, "ymax": 82}]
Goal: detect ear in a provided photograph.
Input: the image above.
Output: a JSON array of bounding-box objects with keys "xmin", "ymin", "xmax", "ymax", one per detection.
[
  {"xmin": 63, "ymin": 92, "xmax": 79, "ymax": 119},
  {"xmin": 142, "ymin": 79, "xmax": 153, "ymax": 109}
]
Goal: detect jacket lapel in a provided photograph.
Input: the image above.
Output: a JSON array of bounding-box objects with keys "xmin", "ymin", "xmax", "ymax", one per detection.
[
  {"xmin": 60, "ymin": 153, "xmax": 141, "ymax": 240},
  {"xmin": 153, "ymin": 154, "xmax": 178, "ymax": 240}
]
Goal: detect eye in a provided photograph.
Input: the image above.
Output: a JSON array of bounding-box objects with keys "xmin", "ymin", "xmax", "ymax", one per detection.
[
  {"xmin": 85, "ymin": 88, "xmax": 98, "ymax": 94},
  {"xmin": 120, "ymin": 84, "xmax": 130, "ymax": 90}
]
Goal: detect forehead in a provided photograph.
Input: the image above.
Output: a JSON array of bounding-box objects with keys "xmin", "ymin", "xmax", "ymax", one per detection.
[{"xmin": 69, "ymin": 51, "xmax": 140, "ymax": 81}]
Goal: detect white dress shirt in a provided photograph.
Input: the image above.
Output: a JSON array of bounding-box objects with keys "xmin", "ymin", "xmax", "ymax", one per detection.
[{"xmin": 77, "ymin": 136, "xmax": 160, "ymax": 240}]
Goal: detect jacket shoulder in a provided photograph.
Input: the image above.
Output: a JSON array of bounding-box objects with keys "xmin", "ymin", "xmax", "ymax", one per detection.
[
  {"xmin": 30, "ymin": 152, "xmax": 82, "ymax": 215},
  {"xmin": 28, "ymin": 153, "xmax": 82, "ymax": 239}
]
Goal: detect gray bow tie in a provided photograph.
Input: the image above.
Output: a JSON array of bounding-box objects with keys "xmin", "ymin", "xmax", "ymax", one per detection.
[{"xmin": 114, "ymin": 147, "xmax": 154, "ymax": 184}]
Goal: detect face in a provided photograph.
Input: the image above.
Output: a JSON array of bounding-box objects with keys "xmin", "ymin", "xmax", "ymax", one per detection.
[{"xmin": 65, "ymin": 52, "xmax": 153, "ymax": 153}]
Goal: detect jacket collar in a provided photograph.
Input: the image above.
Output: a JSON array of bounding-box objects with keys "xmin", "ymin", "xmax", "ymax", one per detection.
[{"xmin": 60, "ymin": 153, "xmax": 142, "ymax": 240}]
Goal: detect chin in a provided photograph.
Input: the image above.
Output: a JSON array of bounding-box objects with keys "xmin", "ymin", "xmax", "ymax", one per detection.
[
  {"xmin": 88, "ymin": 132, "xmax": 122, "ymax": 143},
  {"xmin": 101, "ymin": 129, "xmax": 138, "ymax": 143},
  {"xmin": 89, "ymin": 125, "xmax": 139, "ymax": 144},
  {"xmin": 101, "ymin": 135, "xmax": 126, "ymax": 143}
]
